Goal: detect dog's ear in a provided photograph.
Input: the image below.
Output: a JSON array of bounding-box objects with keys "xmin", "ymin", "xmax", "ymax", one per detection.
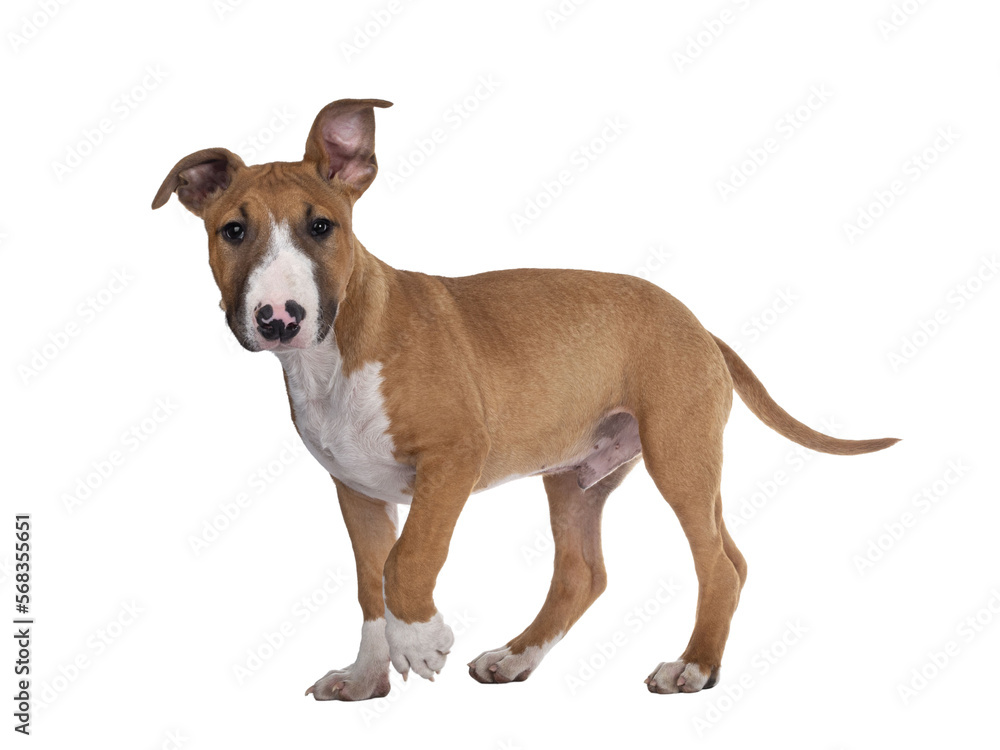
[
  {"xmin": 151, "ymin": 148, "xmax": 246, "ymax": 216},
  {"xmin": 304, "ymin": 98, "xmax": 393, "ymax": 199}
]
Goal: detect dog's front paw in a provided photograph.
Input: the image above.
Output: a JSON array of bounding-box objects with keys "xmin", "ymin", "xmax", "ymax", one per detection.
[
  {"xmin": 384, "ymin": 609, "xmax": 454, "ymax": 681},
  {"xmin": 644, "ymin": 660, "xmax": 718, "ymax": 694},
  {"xmin": 305, "ymin": 662, "xmax": 391, "ymax": 701},
  {"xmin": 305, "ymin": 618, "xmax": 391, "ymax": 701}
]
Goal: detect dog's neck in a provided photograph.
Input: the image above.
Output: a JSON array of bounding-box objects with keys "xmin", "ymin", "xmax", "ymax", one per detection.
[{"xmin": 337, "ymin": 235, "xmax": 396, "ymax": 367}]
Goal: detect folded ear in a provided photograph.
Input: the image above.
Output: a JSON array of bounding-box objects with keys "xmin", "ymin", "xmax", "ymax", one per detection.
[
  {"xmin": 303, "ymin": 98, "xmax": 392, "ymax": 199},
  {"xmin": 151, "ymin": 147, "xmax": 246, "ymax": 216}
]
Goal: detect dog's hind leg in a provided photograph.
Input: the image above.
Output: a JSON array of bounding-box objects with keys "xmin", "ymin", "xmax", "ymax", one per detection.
[
  {"xmin": 639, "ymin": 390, "xmax": 746, "ymax": 694},
  {"xmin": 468, "ymin": 457, "xmax": 640, "ymax": 684}
]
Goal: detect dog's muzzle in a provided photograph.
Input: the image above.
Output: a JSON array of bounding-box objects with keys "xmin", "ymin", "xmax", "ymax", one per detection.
[{"xmin": 255, "ymin": 300, "xmax": 306, "ymax": 344}]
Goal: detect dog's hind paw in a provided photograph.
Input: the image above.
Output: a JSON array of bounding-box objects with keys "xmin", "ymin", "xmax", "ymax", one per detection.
[
  {"xmin": 644, "ymin": 660, "xmax": 718, "ymax": 694},
  {"xmin": 467, "ymin": 633, "xmax": 562, "ymax": 684},
  {"xmin": 467, "ymin": 646, "xmax": 538, "ymax": 684}
]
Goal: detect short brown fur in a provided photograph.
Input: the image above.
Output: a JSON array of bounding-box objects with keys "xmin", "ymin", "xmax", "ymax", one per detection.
[{"xmin": 153, "ymin": 98, "xmax": 897, "ymax": 698}]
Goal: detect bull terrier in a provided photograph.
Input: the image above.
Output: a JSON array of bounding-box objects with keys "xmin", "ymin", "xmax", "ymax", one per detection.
[{"xmin": 152, "ymin": 98, "xmax": 897, "ymax": 699}]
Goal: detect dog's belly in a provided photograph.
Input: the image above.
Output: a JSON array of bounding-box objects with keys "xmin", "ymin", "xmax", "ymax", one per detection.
[
  {"xmin": 283, "ymin": 345, "xmax": 640, "ymax": 502},
  {"xmin": 482, "ymin": 411, "xmax": 642, "ymax": 492},
  {"xmin": 297, "ymin": 403, "xmax": 641, "ymax": 502}
]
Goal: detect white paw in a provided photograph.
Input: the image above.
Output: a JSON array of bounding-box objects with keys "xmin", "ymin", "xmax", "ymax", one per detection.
[
  {"xmin": 305, "ymin": 663, "xmax": 390, "ymax": 701},
  {"xmin": 467, "ymin": 647, "xmax": 535, "ymax": 683},
  {"xmin": 384, "ymin": 608, "xmax": 454, "ymax": 681},
  {"xmin": 305, "ymin": 619, "xmax": 391, "ymax": 701},
  {"xmin": 645, "ymin": 660, "xmax": 716, "ymax": 694},
  {"xmin": 468, "ymin": 635, "xmax": 562, "ymax": 684}
]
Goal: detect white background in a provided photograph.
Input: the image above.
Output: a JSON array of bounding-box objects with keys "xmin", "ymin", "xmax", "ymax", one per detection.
[{"xmin": 3, "ymin": 0, "xmax": 999, "ymax": 747}]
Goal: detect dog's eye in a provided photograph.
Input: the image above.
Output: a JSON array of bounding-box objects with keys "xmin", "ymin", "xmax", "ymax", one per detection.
[
  {"xmin": 222, "ymin": 222, "xmax": 245, "ymax": 242},
  {"xmin": 310, "ymin": 218, "xmax": 333, "ymax": 237}
]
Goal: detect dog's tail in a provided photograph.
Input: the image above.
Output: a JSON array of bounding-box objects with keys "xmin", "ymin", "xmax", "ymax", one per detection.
[{"xmin": 712, "ymin": 335, "xmax": 899, "ymax": 455}]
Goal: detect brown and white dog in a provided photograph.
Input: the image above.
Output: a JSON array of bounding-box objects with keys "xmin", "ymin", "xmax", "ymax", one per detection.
[{"xmin": 152, "ymin": 98, "xmax": 897, "ymax": 699}]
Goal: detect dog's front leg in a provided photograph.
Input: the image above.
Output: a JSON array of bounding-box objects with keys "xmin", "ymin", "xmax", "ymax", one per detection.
[
  {"xmin": 382, "ymin": 449, "xmax": 486, "ymax": 681},
  {"xmin": 306, "ymin": 479, "xmax": 398, "ymax": 701}
]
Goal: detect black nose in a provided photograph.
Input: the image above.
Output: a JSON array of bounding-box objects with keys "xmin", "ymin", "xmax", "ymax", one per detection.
[{"xmin": 255, "ymin": 300, "xmax": 306, "ymax": 343}]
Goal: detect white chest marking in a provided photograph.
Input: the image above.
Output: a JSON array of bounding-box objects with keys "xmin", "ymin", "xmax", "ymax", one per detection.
[{"xmin": 277, "ymin": 340, "xmax": 415, "ymax": 504}]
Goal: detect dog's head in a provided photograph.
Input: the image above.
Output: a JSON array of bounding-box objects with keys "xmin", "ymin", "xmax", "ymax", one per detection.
[{"xmin": 152, "ymin": 98, "xmax": 391, "ymax": 352}]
